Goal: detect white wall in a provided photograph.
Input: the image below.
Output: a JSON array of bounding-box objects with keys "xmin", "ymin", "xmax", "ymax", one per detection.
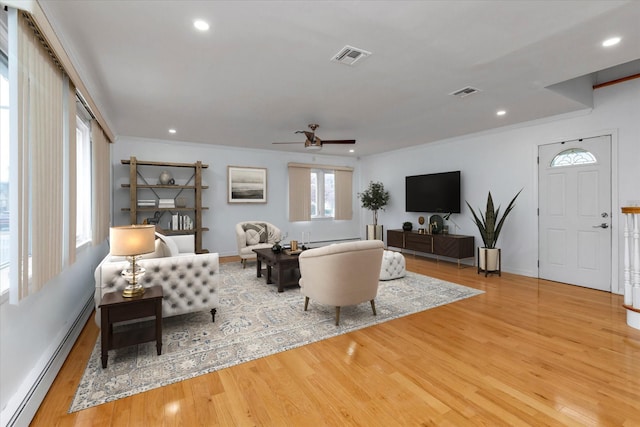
[
  {"xmin": 0, "ymin": 243, "xmax": 108, "ymax": 426},
  {"xmin": 361, "ymin": 78, "xmax": 640, "ymax": 290},
  {"xmin": 111, "ymin": 139, "xmax": 363, "ymax": 255}
]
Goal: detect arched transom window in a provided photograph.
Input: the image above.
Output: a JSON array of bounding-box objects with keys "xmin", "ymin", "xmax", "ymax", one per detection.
[{"xmin": 550, "ymin": 148, "xmax": 597, "ymax": 167}]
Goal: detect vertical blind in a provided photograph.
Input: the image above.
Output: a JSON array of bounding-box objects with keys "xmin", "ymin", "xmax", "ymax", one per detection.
[
  {"xmin": 10, "ymin": 10, "xmax": 112, "ymax": 302},
  {"xmin": 287, "ymin": 162, "xmax": 353, "ymax": 222},
  {"xmin": 13, "ymin": 11, "xmax": 65, "ymax": 299},
  {"xmin": 92, "ymin": 122, "xmax": 110, "ymax": 244}
]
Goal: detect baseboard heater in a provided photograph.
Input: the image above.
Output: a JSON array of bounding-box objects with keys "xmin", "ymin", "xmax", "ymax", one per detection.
[
  {"xmin": 309, "ymin": 237, "xmax": 361, "ymax": 245},
  {"xmin": 6, "ymin": 295, "xmax": 94, "ymax": 427}
]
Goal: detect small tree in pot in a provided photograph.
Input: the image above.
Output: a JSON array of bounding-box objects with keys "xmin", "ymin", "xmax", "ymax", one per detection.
[
  {"xmin": 359, "ymin": 181, "xmax": 390, "ymax": 240},
  {"xmin": 466, "ymin": 189, "xmax": 522, "ymax": 272}
]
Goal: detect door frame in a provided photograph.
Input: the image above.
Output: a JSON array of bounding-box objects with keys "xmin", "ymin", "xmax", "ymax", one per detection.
[{"xmin": 535, "ymin": 129, "xmax": 620, "ymax": 294}]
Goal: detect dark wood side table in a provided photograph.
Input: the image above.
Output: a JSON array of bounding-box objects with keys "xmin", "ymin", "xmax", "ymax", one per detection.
[{"xmin": 99, "ymin": 285, "xmax": 163, "ymax": 368}]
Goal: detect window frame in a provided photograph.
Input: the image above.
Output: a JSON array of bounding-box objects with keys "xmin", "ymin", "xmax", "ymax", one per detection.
[
  {"xmin": 310, "ymin": 168, "xmax": 335, "ymax": 220},
  {"xmin": 75, "ymin": 114, "xmax": 92, "ymax": 249}
]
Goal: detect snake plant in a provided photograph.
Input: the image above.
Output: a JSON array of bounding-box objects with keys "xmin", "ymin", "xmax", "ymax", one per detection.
[{"xmin": 466, "ymin": 189, "xmax": 522, "ymax": 249}]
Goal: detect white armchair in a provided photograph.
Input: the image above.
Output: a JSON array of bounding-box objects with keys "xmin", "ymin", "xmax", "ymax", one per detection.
[
  {"xmin": 235, "ymin": 221, "xmax": 282, "ymax": 268},
  {"xmin": 298, "ymin": 240, "xmax": 384, "ymax": 325}
]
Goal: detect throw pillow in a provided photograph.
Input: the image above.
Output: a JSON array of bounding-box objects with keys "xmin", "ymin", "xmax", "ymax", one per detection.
[{"xmin": 243, "ymin": 223, "xmax": 268, "ymax": 245}]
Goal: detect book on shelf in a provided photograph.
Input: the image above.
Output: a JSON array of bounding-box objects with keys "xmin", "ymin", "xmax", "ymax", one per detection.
[
  {"xmin": 137, "ymin": 199, "xmax": 156, "ymax": 207},
  {"xmin": 171, "ymin": 213, "xmax": 194, "ymax": 231},
  {"xmin": 158, "ymin": 198, "xmax": 175, "ymax": 208}
]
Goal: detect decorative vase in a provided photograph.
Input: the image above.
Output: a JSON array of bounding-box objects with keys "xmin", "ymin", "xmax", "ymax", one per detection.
[
  {"xmin": 158, "ymin": 170, "xmax": 172, "ymax": 185},
  {"xmin": 402, "ymin": 223, "xmax": 412, "ymax": 231},
  {"xmin": 271, "ymin": 243, "xmax": 282, "ymax": 253},
  {"xmin": 175, "ymin": 197, "xmax": 187, "ymax": 208}
]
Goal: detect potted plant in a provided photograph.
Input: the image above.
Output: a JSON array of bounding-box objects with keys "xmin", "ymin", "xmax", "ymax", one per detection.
[
  {"xmin": 466, "ymin": 189, "xmax": 522, "ymax": 272},
  {"xmin": 359, "ymin": 181, "xmax": 390, "ymax": 240}
]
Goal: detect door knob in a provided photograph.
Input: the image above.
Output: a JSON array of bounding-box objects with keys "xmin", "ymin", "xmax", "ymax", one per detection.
[{"xmin": 592, "ymin": 223, "xmax": 609, "ymax": 229}]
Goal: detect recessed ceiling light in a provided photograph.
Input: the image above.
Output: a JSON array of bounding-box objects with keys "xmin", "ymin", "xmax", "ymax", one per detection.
[
  {"xmin": 602, "ymin": 37, "xmax": 621, "ymax": 47},
  {"xmin": 496, "ymin": 110, "xmax": 506, "ymax": 116},
  {"xmin": 168, "ymin": 129, "xmax": 177, "ymax": 134},
  {"xmin": 193, "ymin": 20, "xmax": 210, "ymax": 31},
  {"xmin": 349, "ymin": 149, "xmax": 355, "ymax": 153}
]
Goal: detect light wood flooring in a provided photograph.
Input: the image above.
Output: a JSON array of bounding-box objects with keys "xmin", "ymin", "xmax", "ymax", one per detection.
[{"xmin": 32, "ymin": 255, "xmax": 640, "ymax": 426}]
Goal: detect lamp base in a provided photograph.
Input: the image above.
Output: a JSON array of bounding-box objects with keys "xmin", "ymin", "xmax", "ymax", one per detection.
[
  {"xmin": 122, "ymin": 285, "xmax": 146, "ymax": 298},
  {"xmin": 121, "ymin": 256, "xmax": 146, "ymax": 298}
]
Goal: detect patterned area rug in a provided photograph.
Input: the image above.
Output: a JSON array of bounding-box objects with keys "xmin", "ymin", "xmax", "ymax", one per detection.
[{"xmin": 70, "ymin": 261, "xmax": 483, "ymax": 412}]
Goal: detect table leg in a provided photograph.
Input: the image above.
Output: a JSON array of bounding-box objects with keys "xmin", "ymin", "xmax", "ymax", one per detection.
[
  {"xmin": 101, "ymin": 308, "xmax": 109, "ymax": 369},
  {"xmin": 256, "ymin": 258, "xmax": 262, "ymax": 277},
  {"xmin": 277, "ymin": 264, "xmax": 284, "ymax": 292},
  {"xmin": 155, "ymin": 300, "xmax": 162, "ymax": 355},
  {"xmin": 266, "ymin": 265, "xmax": 273, "ymax": 284}
]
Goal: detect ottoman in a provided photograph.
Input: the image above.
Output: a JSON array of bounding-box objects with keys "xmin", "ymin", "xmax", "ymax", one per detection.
[{"xmin": 379, "ymin": 250, "xmax": 406, "ymax": 281}]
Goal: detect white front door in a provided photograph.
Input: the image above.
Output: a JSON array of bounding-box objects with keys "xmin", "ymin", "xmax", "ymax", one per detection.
[{"xmin": 538, "ymin": 136, "xmax": 612, "ymax": 291}]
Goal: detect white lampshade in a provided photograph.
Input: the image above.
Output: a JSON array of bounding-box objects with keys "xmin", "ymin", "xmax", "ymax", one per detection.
[{"xmin": 110, "ymin": 225, "xmax": 156, "ymax": 256}]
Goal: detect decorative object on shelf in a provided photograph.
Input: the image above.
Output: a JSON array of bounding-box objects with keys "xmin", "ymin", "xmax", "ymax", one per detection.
[
  {"xmin": 109, "ymin": 224, "xmax": 156, "ymax": 297},
  {"xmin": 227, "ymin": 166, "xmax": 267, "ymax": 203},
  {"xmin": 466, "ymin": 189, "xmax": 522, "ymax": 273},
  {"xmin": 175, "ymin": 197, "xmax": 187, "ymax": 208},
  {"xmin": 429, "ymin": 214, "xmax": 443, "ymax": 234},
  {"xmin": 402, "ymin": 221, "xmax": 413, "ymax": 231},
  {"xmin": 272, "ymin": 231, "xmax": 288, "ymax": 253},
  {"xmin": 145, "ymin": 211, "xmax": 162, "ymax": 225},
  {"xmin": 359, "ymin": 181, "xmax": 390, "ymax": 240},
  {"xmin": 158, "ymin": 170, "xmax": 173, "ymax": 185},
  {"xmin": 417, "ymin": 216, "xmax": 425, "ymax": 234}
]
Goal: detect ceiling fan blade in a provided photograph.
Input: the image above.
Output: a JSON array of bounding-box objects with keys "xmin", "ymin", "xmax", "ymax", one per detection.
[
  {"xmin": 321, "ymin": 139, "xmax": 356, "ymax": 144},
  {"xmin": 272, "ymin": 142, "xmax": 302, "ymax": 145}
]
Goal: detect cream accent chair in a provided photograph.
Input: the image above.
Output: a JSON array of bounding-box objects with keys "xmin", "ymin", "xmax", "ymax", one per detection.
[
  {"xmin": 298, "ymin": 240, "xmax": 384, "ymax": 326},
  {"xmin": 235, "ymin": 221, "xmax": 282, "ymax": 268}
]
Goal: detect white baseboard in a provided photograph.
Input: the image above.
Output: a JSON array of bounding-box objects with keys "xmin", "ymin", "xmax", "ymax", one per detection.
[{"xmin": 1, "ymin": 296, "xmax": 94, "ymax": 427}]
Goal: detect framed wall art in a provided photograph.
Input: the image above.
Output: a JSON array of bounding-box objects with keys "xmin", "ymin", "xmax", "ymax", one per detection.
[{"xmin": 227, "ymin": 166, "xmax": 267, "ymax": 203}]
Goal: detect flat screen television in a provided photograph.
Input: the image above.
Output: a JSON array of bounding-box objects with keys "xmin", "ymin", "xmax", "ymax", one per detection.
[{"xmin": 405, "ymin": 171, "xmax": 461, "ymax": 213}]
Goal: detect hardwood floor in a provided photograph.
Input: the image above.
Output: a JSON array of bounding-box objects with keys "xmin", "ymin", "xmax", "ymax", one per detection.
[{"xmin": 32, "ymin": 255, "xmax": 640, "ymax": 426}]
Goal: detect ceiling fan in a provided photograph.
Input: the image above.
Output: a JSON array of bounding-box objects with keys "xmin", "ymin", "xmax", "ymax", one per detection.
[{"xmin": 273, "ymin": 124, "xmax": 356, "ymax": 150}]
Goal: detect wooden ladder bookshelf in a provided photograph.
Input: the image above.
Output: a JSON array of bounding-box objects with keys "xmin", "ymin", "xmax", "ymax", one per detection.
[{"xmin": 121, "ymin": 156, "xmax": 209, "ymax": 253}]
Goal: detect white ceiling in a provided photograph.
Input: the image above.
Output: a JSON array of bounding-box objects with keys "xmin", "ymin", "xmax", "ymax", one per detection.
[{"xmin": 38, "ymin": 0, "xmax": 640, "ymax": 157}]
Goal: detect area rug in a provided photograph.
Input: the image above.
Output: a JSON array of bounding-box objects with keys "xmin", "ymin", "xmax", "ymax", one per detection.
[{"xmin": 70, "ymin": 262, "xmax": 483, "ymax": 412}]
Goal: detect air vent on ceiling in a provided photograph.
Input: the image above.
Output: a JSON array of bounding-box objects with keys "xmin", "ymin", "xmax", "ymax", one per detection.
[
  {"xmin": 331, "ymin": 45, "xmax": 372, "ymax": 66},
  {"xmin": 450, "ymin": 86, "xmax": 482, "ymax": 98}
]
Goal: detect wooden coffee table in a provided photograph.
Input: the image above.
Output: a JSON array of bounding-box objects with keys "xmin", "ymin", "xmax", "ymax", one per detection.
[{"xmin": 253, "ymin": 248, "xmax": 302, "ymax": 292}]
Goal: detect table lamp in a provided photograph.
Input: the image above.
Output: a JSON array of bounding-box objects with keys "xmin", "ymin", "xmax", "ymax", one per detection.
[{"xmin": 110, "ymin": 224, "xmax": 156, "ymax": 297}]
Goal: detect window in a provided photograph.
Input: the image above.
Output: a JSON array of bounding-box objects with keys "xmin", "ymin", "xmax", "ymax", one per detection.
[
  {"xmin": 288, "ymin": 162, "xmax": 352, "ymax": 222},
  {"xmin": 550, "ymin": 148, "xmax": 597, "ymax": 167},
  {"xmin": 76, "ymin": 114, "xmax": 92, "ymax": 247},
  {"xmin": 1, "ymin": 10, "xmax": 9, "ymax": 295},
  {"xmin": 311, "ymin": 169, "xmax": 335, "ymax": 219}
]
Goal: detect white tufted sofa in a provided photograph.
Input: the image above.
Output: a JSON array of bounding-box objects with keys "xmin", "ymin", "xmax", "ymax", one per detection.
[
  {"xmin": 379, "ymin": 250, "xmax": 406, "ymax": 280},
  {"xmin": 94, "ymin": 233, "xmax": 220, "ymax": 327}
]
